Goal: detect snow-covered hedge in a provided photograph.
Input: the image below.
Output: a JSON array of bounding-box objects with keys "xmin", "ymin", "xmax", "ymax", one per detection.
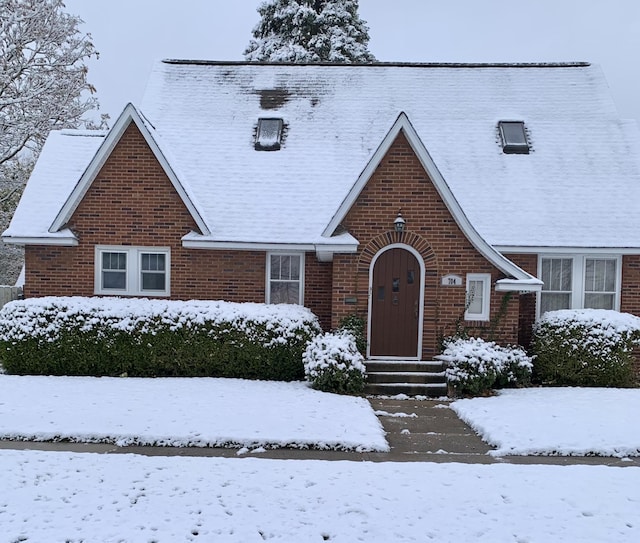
[
  {"xmin": 532, "ymin": 309, "xmax": 640, "ymax": 387},
  {"xmin": 0, "ymin": 297, "xmax": 322, "ymax": 380},
  {"xmin": 303, "ymin": 331, "xmax": 366, "ymax": 394},
  {"xmin": 438, "ymin": 337, "xmax": 533, "ymax": 396}
]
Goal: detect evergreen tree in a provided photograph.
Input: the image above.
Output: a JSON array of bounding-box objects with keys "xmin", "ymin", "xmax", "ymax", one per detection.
[{"xmin": 244, "ymin": 0, "xmax": 376, "ymax": 63}]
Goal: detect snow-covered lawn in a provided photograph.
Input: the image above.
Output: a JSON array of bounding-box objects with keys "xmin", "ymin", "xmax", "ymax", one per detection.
[
  {"xmin": 452, "ymin": 387, "xmax": 640, "ymax": 457},
  {"xmin": 3, "ymin": 450, "xmax": 639, "ymax": 542},
  {"xmin": 0, "ymin": 375, "xmax": 388, "ymax": 452}
]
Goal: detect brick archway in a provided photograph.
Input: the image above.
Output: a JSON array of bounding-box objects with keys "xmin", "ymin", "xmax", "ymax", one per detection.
[{"xmin": 357, "ymin": 230, "xmax": 438, "ymax": 276}]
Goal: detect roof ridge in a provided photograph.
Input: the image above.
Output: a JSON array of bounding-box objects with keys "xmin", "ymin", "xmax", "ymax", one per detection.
[{"xmin": 161, "ymin": 59, "xmax": 591, "ymax": 69}]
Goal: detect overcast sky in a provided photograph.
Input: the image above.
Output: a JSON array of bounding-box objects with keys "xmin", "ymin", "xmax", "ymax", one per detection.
[{"xmin": 64, "ymin": 0, "xmax": 640, "ymax": 126}]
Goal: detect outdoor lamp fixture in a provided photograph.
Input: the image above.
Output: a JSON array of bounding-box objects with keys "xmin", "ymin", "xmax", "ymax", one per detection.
[{"xmin": 394, "ymin": 210, "xmax": 406, "ymax": 233}]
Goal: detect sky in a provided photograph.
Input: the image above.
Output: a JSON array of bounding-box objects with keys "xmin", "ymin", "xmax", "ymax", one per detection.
[{"xmin": 64, "ymin": 0, "xmax": 640, "ymax": 126}]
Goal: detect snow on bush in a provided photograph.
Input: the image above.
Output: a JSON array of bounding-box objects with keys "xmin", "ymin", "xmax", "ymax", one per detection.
[
  {"xmin": 532, "ymin": 309, "xmax": 640, "ymax": 387},
  {"xmin": 0, "ymin": 296, "xmax": 319, "ymax": 344},
  {"xmin": 0, "ymin": 297, "xmax": 322, "ymax": 380},
  {"xmin": 438, "ymin": 337, "xmax": 532, "ymax": 396},
  {"xmin": 303, "ymin": 331, "xmax": 366, "ymax": 394}
]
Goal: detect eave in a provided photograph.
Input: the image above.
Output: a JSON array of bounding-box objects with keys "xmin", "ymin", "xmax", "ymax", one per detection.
[
  {"xmin": 496, "ymin": 245, "xmax": 640, "ymax": 255},
  {"xmin": 1, "ymin": 234, "xmax": 78, "ymax": 247},
  {"xmin": 181, "ymin": 233, "xmax": 359, "ymax": 262}
]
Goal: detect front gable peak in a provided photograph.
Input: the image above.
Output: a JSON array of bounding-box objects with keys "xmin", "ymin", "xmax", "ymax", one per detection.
[
  {"xmin": 324, "ymin": 112, "xmax": 541, "ymax": 289},
  {"xmin": 49, "ymin": 103, "xmax": 210, "ymax": 236}
]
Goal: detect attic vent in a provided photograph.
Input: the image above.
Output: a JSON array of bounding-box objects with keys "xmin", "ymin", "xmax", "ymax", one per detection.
[
  {"xmin": 498, "ymin": 121, "xmax": 530, "ymax": 154},
  {"xmin": 255, "ymin": 118, "xmax": 283, "ymax": 151}
]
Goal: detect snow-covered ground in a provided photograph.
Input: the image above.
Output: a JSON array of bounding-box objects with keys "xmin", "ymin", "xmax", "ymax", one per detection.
[
  {"xmin": 3, "ymin": 450, "xmax": 639, "ymax": 542},
  {"xmin": 0, "ymin": 375, "xmax": 388, "ymax": 452},
  {"xmin": 3, "ymin": 377, "xmax": 640, "ymax": 540},
  {"xmin": 451, "ymin": 387, "xmax": 640, "ymax": 457}
]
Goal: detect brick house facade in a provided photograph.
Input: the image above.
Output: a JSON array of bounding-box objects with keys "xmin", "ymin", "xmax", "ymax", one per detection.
[{"xmin": 5, "ymin": 61, "xmax": 640, "ymax": 365}]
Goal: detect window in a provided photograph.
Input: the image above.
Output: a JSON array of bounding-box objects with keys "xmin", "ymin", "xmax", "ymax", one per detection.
[
  {"xmin": 498, "ymin": 121, "xmax": 529, "ymax": 154},
  {"xmin": 465, "ymin": 273, "xmax": 491, "ymax": 321},
  {"xmin": 538, "ymin": 256, "xmax": 619, "ymax": 316},
  {"xmin": 267, "ymin": 253, "xmax": 304, "ymax": 305},
  {"xmin": 584, "ymin": 258, "xmax": 616, "ymax": 310},
  {"xmin": 95, "ymin": 246, "xmax": 170, "ymax": 296},
  {"xmin": 255, "ymin": 118, "xmax": 283, "ymax": 151},
  {"xmin": 540, "ymin": 258, "xmax": 572, "ymax": 314}
]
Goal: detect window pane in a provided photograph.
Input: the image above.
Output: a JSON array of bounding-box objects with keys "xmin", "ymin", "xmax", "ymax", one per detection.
[
  {"xmin": 289, "ymin": 255, "xmax": 300, "ymax": 280},
  {"xmin": 584, "ymin": 293, "xmax": 614, "ymax": 310},
  {"xmin": 605, "ymin": 260, "xmax": 616, "ymax": 291},
  {"xmin": 540, "ymin": 292, "xmax": 571, "ymax": 314},
  {"xmin": 103, "ymin": 271, "xmax": 126, "ymax": 290},
  {"xmin": 585, "ymin": 259, "xmax": 616, "ymax": 293},
  {"xmin": 270, "ymin": 281, "xmax": 299, "ymax": 304},
  {"xmin": 141, "ymin": 272, "xmax": 166, "ymax": 291},
  {"xmin": 103, "ymin": 252, "xmax": 126, "ymax": 271},
  {"xmin": 270, "ymin": 255, "xmax": 281, "ymax": 279},
  {"xmin": 542, "ymin": 258, "xmax": 572, "ymax": 291},
  {"xmin": 257, "ymin": 118, "xmax": 282, "ymax": 147},
  {"xmin": 467, "ymin": 280, "xmax": 483, "ymax": 314},
  {"xmin": 270, "ymin": 255, "xmax": 301, "ymax": 281},
  {"xmin": 501, "ymin": 122, "xmax": 527, "ymax": 146},
  {"xmin": 280, "ymin": 256, "xmax": 291, "ymax": 279},
  {"xmin": 142, "ymin": 253, "xmax": 165, "ymax": 272},
  {"xmin": 102, "ymin": 252, "xmax": 126, "ymax": 290}
]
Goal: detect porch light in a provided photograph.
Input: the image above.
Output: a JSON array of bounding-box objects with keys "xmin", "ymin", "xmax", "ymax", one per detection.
[{"xmin": 394, "ymin": 210, "xmax": 406, "ymax": 233}]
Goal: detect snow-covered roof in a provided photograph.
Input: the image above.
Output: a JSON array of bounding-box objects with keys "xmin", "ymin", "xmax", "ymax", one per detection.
[
  {"xmin": 5, "ymin": 61, "xmax": 640, "ymax": 252},
  {"xmin": 3, "ymin": 130, "xmax": 105, "ymax": 244}
]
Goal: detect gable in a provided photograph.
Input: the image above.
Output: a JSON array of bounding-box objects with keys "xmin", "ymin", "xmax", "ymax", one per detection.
[
  {"xmin": 328, "ymin": 115, "xmax": 540, "ymax": 287},
  {"xmin": 67, "ymin": 123, "xmax": 201, "ymax": 242},
  {"xmin": 49, "ymin": 104, "xmax": 209, "ymax": 239}
]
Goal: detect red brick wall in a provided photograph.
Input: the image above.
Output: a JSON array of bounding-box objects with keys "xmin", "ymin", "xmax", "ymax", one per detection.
[
  {"xmin": 506, "ymin": 253, "xmax": 538, "ymax": 349},
  {"xmin": 332, "ymin": 132, "xmax": 522, "ymax": 358},
  {"xmin": 621, "ymin": 255, "xmax": 640, "ymax": 316},
  {"xmin": 24, "ymin": 122, "xmax": 333, "ymax": 327},
  {"xmin": 620, "ymin": 256, "xmax": 640, "ymax": 379}
]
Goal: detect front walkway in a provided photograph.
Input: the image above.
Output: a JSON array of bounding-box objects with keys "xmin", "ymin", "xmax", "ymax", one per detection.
[{"xmin": 1, "ymin": 398, "xmax": 637, "ymax": 466}]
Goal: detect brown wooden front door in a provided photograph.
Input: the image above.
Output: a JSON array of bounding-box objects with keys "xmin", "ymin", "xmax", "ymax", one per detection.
[{"xmin": 370, "ymin": 247, "xmax": 421, "ymax": 358}]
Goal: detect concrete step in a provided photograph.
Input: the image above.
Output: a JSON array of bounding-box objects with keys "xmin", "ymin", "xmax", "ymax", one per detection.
[
  {"xmin": 365, "ymin": 382, "xmax": 448, "ymax": 397},
  {"xmin": 366, "ymin": 371, "xmax": 446, "ymax": 384},
  {"xmin": 365, "ymin": 360, "xmax": 448, "ymax": 397},
  {"xmin": 365, "ymin": 360, "xmax": 445, "ymax": 373}
]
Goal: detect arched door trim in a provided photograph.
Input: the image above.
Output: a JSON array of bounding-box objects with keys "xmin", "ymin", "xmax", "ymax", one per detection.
[{"xmin": 367, "ymin": 243, "xmax": 425, "ymax": 360}]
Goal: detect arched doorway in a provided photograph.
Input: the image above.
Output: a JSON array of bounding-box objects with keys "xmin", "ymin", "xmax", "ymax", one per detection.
[{"xmin": 368, "ymin": 245, "xmax": 424, "ymax": 359}]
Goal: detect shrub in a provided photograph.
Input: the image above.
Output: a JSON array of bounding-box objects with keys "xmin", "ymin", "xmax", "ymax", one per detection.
[
  {"xmin": 337, "ymin": 314, "xmax": 367, "ymax": 355},
  {"xmin": 303, "ymin": 331, "xmax": 366, "ymax": 394},
  {"xmin": 0, "ymin": 297, "xmax": 322, "ymax": 381},
  {"xmin": 438, "ymin": 336, "xmax": 533, "ymax": 396},
  {"xmin": 532, "ymin": 309, "xmax": 640, "ymax": 387}
]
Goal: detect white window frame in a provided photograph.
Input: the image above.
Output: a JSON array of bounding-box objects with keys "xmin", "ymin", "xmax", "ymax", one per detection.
[
  {"xmin": 465, "ymin": 273, "xmax": 491, "ymax": 321},
  {"xmin": 266, "ymin": 252, "xmax": 304, "ymax": 305},
  {"xmin": 537, "ymin": 254, "xmax": 621, "ymax": 317},
  {"xmin": 95, "ymin": 246, "xmax": 171, "ymax": 297}
]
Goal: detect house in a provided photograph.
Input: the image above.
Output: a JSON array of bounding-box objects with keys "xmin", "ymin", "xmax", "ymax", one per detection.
[{"xmin": 4, "ymin": 61, "xmax": 640, "ymax": 371}]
